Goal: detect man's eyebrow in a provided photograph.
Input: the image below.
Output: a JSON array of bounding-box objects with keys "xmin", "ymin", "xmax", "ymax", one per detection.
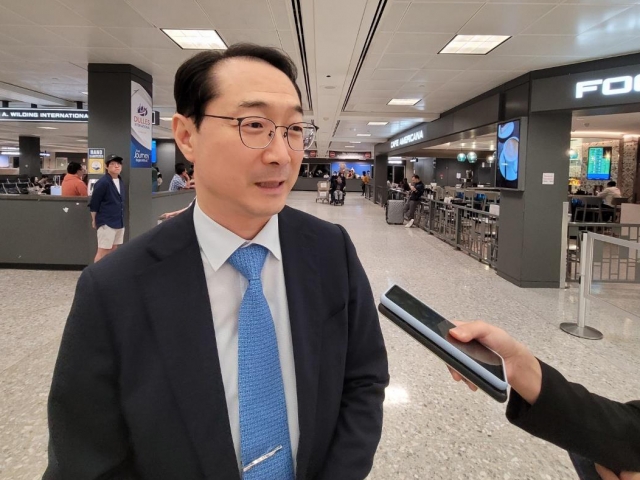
[{"xmin": 238, "ymin": 100, "xmax": 304, "ymax": 115}]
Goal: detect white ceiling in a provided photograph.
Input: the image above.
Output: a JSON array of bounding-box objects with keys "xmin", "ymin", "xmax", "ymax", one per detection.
[{"xmin": 0, "ymin": 0, "xmax": 640, "ymax": 154}]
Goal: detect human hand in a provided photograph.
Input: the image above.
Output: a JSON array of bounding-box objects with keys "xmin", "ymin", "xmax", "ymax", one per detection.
[
  {"xmin": 447, "ymin": 321, "xmax": 542, "ymax": 405},
  {"xmin": 92, "ymin": 220, "xmax": 96, "ymax": 230},
  {"xmin": 596, "ymin": 464, "xmax": 640, "ymax": 480}
]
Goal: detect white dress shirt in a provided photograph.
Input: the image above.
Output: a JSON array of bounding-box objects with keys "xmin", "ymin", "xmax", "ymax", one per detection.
[{"xmin": 192, "ymin": 201, "xmax": 299, "ymax": 472}]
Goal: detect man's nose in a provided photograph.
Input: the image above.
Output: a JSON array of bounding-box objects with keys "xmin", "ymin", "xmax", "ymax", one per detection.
[{"xmin": 262, "ymin": 128, "xmax": 292, "ymax": 165}]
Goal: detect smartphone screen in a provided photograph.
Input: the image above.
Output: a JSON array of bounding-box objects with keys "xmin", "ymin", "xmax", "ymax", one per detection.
[{"xmin": 385, "ymin": 285, "xmax": 505, "ymax": 381}]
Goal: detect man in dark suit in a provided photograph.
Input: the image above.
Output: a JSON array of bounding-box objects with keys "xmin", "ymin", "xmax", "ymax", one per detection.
[
  {"xmin": 448, "ymin": 321, "xmax": 640, "ymax": 478},
  {"xmin": 45, "ymin": 44, "xmax": 389, "ymax": 480}
]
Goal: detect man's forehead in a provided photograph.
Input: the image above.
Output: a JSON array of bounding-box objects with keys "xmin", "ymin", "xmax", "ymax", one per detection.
[{"xmin": 214, "ymin": 58, "xmax": 300, "ymax": 102}]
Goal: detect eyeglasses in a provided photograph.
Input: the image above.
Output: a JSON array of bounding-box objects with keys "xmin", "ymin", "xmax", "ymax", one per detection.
[{"xmin": 203, "ymin": 114, "xmax": 318, "ymax": 151}]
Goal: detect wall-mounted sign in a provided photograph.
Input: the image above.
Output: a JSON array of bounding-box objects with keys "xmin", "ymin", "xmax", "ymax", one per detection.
[
  {"xmin": 88, "ymin": 148, "xmax": 105, "ymax": 174},
  {"xmin": 130, "ymin": 81, "xmax": 152, "ymax": 168},
  {"xmin": 328, "ymin": 151, "xmax": 372, "ymax": 160},
  {"xmin": 390, "ymin": 129, "xmax": 425, "ymax": 149},
  {"xmin": 531, "ymin": 63, "xmax": 640, "ymax": 112},
  {"xmin": 0, "ymin": 108, "xmax": 88, "ymax": 122},
  {"xmin": 575, "ymin": 75, "xmax": 640, "ymax": 99}
]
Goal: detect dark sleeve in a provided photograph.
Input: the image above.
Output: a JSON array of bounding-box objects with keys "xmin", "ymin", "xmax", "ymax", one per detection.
[
  {"xmin": 417, "ymin": 183, "xmax": 425, "ymax": 196},
  {"xmin": 89, "ymin": 180, "xmax": 106, "ymax": 213},
  {"xmin": 44, "ymin": 269, "xmax": 140, "ymax": 480},
  {"xmin": 315, "ymin": 226, "xmax": 390, "ymax": 480},
  {"xmin": 506, "ymin": 360, "xmax": 640, "ymax": 472}
]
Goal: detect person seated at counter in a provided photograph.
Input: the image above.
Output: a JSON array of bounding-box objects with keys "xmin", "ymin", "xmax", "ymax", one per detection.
[
  {"xmin": 61, "ymin": 162, "xmax": 88, "ymax": 197},
  {"xmin": 598, "ymin": 181, "xmax": 622, "ymax": 207},
  {"xmin": 169, "ymin": 163, "xmax": 192, "ymax": 191}
]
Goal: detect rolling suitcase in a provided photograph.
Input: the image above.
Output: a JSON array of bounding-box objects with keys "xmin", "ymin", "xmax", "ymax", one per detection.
[{"xmin": 386, "ymin": 199, "xmax": 404, "ymax": 225}]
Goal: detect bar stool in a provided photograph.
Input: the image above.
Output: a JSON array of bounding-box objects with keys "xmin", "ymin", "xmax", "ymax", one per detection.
[{"xmin": 574, "ymin": 197, "xmax": 603, "ymax": 223}]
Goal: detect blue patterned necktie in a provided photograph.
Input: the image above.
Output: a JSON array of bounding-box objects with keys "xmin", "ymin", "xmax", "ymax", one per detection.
[{"xmin": 228, "ymin": 244, "xmax": 294, "ymax": 480}]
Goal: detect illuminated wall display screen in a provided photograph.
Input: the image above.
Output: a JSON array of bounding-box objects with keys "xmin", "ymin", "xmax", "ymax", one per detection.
[
  {"xmin": 495, "ymin": 119, "xmax": 521, "ymax": 189},
  {"xmin": 586, "ymin": 146, "xmax": 612, "ymax": 181}
]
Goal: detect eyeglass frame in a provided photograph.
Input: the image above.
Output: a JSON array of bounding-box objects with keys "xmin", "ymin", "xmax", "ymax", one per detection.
[{"xmin": 202, "ymin": 114, "xmax": 318, "ymax": 151}]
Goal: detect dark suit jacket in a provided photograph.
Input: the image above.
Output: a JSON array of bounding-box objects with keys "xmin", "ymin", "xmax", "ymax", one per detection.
[
  {"xmin": 45, "ymin": 205, "xmax": 389, "ymax": 480},
  {"xmin": 88, "ymin": 174, "xmax": 125, "ymax": 229},
  {"xmin": 507, "ymin": 361, "xmax": 640, "ymax": 472}
]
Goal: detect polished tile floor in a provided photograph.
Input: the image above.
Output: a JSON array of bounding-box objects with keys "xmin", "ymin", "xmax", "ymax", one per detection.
[{"xmin": 1, "ymin": 191, "xmax": 639, "ymax": 479}]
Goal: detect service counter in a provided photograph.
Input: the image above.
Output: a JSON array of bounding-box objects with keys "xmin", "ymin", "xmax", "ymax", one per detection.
[
  {"xmin": 0, "ymin": 190, "xmax": 196, "ymax": 269},
  {"xmin": 293, "ymin": 177, "xmax": 362, "ymax": 192},
  {"xmin": 151, "ymin": 189, "xmax": 196, "ymax": 222}
]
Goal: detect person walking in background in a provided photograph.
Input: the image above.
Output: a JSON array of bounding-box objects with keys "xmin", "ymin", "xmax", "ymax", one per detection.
[
  {"xmin": 61, "ymin": 162, "xmax": 88, "ymax": 197},
  {"xmin": 361, "ymin": 171, "xmax": 370, "ymax": 196},
  {"xmin": 404, "ymin": 174, "xmax": 425, "ymax": 228},
  {"xmin": 88, "ymin": 154, "xmax": 125, "ymax": 263}
]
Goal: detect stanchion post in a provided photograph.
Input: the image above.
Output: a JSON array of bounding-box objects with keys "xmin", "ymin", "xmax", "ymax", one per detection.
[
  {"xmin": 559, "ymin": 201, "xmax": 569, "ymax": 289},
  {"xmin": 560, "ymin": 232, "xmax": 603, "ymax": 340}
]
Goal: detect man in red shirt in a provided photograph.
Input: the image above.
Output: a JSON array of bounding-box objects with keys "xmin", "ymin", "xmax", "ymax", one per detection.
[{"xmin": 61, "ymin": 162, "xmax": 88, "ymax": 196}]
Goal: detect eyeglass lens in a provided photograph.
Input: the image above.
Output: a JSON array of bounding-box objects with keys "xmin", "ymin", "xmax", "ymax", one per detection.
[{"xmin": 239, "ymin": 117, "xmax": 315, "ymax": 151}]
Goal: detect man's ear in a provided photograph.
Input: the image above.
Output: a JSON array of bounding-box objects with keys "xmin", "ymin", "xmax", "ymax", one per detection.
[{"xmin": 173, "ymin": 114, "xmax": 197, "ymax": 164}]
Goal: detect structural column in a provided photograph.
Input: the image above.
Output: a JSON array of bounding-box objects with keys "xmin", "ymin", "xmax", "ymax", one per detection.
[
  {"xmin": 373, "ymin": 154, "xmax": 388, "ymax": 205},
  {"xmin": 497, "ymin": 111, "xmax": 572, "ymax": 288},
  {"xmin": 18, "ymin": 135, "xmax": 40, "ymax": 178},
  {"xmin": 88, "ymin": 64, "xmax": 153, "ymax": 240}
]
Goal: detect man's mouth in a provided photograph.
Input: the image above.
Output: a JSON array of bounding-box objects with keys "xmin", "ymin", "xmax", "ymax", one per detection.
[{"xmin": 256, "ymin": 181, "xmax": 285, "ymax": 189}]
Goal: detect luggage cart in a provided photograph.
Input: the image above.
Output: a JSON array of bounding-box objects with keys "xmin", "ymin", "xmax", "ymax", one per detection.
[{"xmin": 316, "ymin": 181, "xmax": 330, "ymax": 203}]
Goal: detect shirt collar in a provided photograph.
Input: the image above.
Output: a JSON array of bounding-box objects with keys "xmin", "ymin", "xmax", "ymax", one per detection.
[{"xmin": 193, "ymin": 199, "xmax": 281, "ymax": 272}]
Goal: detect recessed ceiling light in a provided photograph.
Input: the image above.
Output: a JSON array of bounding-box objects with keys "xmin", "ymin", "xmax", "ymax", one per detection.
[
  {"xmin": 160, "ymin": 117, "xmax": 173, "ymax": 121},
  {"xmin": 37, "ymin": 126, "xmax": 58, "ymax": 130},
  {"xmin": 76, "ymin": 139, "xmax": 85, "ymax": 142},
  {"xmin": 345, "ymin": 145, "xmax": 355, "ymax": 148},
  {"xmin": 161, "ymin": 29, "xmax": 227, "ymax": 50},
  {"xmin": 368, "ymin": 121, "xmax": 388, "ymax": 126},
  {"xmin": 387, "ymin": 98, "xmax": 420, "ymax": 106},
  {"xmin": 439, "ymin": 35, "xmax": 510, "ymax": 55},
  {"xmin": 81, "ymin": 91, "xmax": 88, "ymax": 95},
  {"xmin": 571, "ymin": 130, "xmax": 626, "ymax": 137},
  {"xmin": 357, "ymin": 133, "xmax": 371, "ymax": 137},
  {"xmin": 350, "ymin": 141, "xmax": 362, "ymax": 144}
]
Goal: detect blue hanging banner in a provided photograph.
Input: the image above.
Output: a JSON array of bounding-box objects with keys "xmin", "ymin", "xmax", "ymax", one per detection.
[{"xmin": 130, "ymin": 81, "xmax": 152, "ymax": 168}]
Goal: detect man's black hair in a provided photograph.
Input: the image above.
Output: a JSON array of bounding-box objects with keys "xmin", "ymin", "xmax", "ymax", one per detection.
[
  {"xmin": 607, "ymin": 181, "xmax": 617, "ymax": 187},
  {"xmin": 413, "ymin": 174, "xmax": 420, "ymax": 180},
  {"xmin": 174, "ymin": 43, "xmax": 301, "ymax": 130},
  {"xmin": 175, "ymin": 163, "xmax": 186, "ymax": 175},
  {"xmin": 67, "ymin": 162, "xmax": 82, "ymax": 175}
]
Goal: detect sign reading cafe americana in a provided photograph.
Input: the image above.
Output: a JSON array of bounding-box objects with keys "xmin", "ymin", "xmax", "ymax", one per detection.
[{"xmin": 390, "ymin": 129, "xmax": 424, "ymax": 149}]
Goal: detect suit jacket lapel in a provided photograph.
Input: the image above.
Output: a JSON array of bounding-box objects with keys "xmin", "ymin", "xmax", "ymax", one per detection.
[
  {"xmin": 139, "ymin": 207, "xmax": 239, "ymax": 479},
  {"xmin": 278, "ymin": 207, "xmax": 324, "ymax": 480}
]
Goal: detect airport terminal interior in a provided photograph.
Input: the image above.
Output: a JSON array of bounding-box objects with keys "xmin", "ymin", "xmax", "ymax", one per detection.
[{"xmin": 1, "ymin": 0, "xmax": 640, "ymax": 478}]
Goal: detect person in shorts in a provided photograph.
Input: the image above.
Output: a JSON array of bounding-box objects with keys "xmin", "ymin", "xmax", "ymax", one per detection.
[{"xmin": 89, "ymin": 154, "xmax": 125, "ymax": 263}]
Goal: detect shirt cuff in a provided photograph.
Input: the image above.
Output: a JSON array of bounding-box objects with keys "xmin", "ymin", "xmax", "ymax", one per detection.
[{"xmin": 506, "ymin": 360, "xmax": 560, "ymax": 427}]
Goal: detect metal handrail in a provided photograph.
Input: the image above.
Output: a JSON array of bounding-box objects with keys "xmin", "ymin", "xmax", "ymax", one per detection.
[
  {"xmin": 565, "ymin": 221, "xmax": 640, "ymax": 282},
  {"xmin": 415, "ymin": 199, "xmax": 499, "ymax": 267},
  {"xmin": 561, "ymin": 231, "xmax": 640, "ymax": 340}
]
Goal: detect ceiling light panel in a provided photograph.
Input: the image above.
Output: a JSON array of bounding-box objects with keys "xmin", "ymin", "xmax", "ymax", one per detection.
[
  {"xmin": 439, "ymin": 35, "xmax": 510, "ymax": 55},
  {"xmin": 161, "ymin": 29, "xmax": 227, "ymax": 50},
  {"xmin": 368, "ymin": 121, "xmax": 389, "ymax": 126},
  {"xmin": 388, "ymin": 98, "xmax": 421, "ymax": 106}
]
